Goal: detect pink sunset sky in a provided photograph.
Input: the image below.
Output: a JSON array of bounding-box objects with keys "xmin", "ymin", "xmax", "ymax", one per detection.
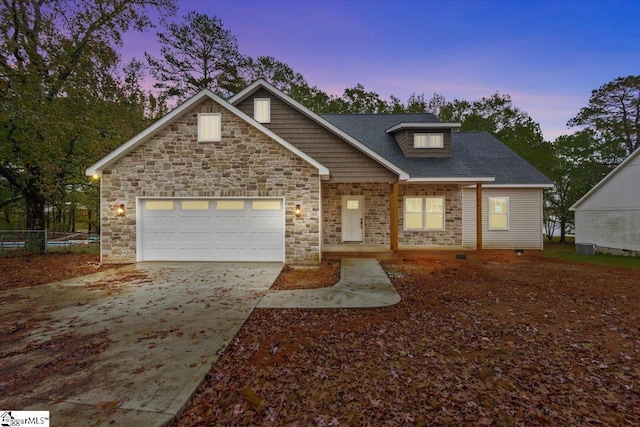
[{"xmin": 120, "ymin": 0, "xmax": 639, "ymax": 141}]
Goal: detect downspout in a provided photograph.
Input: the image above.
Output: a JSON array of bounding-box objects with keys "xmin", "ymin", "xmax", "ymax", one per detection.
[{"xmin": 476, "ymin": 182, "xmax": 483, "ymax": 250}]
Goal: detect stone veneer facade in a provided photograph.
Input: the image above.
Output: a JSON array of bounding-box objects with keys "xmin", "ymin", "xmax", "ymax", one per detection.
[
  {"xmin": 322, "ymin": 182, "xmax": 391, "ymax": 245},
  {"xmin": 398, "ymin": 184, "xmax": 463, "ymax": 246},
  {"xmin": 100, "ymin": 98, "xmax": 321, "ymax": 264},
  {"xmin": 321, "ymin": 183, "xmax": 463, "ymax": 247}
]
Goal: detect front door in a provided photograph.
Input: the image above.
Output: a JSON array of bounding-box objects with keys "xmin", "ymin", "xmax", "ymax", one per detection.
[{"xmin": 342, "ymin": 195, "xmax": 364, "ymax": 242}]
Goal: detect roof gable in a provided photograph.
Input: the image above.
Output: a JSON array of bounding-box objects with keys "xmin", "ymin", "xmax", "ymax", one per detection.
[
  {"xmin": 229, "ymin": 79, "xmax": 409, "ymax": 180},
  {"xmin": 86, "ymin": 89, "xmax": 329, "ymax": 178},
  {"xmin": 571, "ymin": 148, "xmax": 640, "ymax": 210}
]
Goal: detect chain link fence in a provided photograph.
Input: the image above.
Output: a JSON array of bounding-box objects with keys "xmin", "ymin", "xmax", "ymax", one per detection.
[
  {"xmin": 0, "ymin": 230, "xmax": 48, "ymax": 253},
  {"xmin": 0, "ymin": 231, "xmax": 102, "ymax": 254}
]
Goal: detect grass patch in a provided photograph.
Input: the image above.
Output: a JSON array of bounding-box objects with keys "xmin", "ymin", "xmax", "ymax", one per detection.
[
  {"xmin": 0, "ymin": 243, "xmax": 99, "ymax": 258},
  {"xmin": 47, "ymin": 243, "xmax": 100, "ymax": 255},
  {"xmin": 543, "ymin": 241, "xmax": 640, "ymax": 270}
]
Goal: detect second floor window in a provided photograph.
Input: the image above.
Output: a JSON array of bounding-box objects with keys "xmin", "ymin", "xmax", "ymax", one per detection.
[
  {"xmin": 254, "ymin": 98, "xmax": 271, "ymax": 123},
  {"xmin": 414, "ymin": 133, "xmax": 443, "ymax": 148}
]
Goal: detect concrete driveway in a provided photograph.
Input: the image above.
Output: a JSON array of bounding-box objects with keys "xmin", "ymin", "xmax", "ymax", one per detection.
[{"xmin": 0, "ymin": 262, "xmax": 282, "ymax": 426}]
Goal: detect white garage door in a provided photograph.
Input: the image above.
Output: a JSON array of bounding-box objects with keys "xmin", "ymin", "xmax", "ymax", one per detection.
[{"xmin": 139, "ymin": 198, "xmax": 284, "ymax": 261}]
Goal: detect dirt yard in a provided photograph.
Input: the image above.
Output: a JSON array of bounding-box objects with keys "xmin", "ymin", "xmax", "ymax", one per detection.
[
  {"xmin": 0, "ymin": 253, "xmax": 116, "ymax": 291},
  {"xmin": 1, "ymin": 252, "xmax": 638, "ymax": 425},
  {"xmin": 176, "ymin": 252, "xmax": 640, "ymax": 426}
]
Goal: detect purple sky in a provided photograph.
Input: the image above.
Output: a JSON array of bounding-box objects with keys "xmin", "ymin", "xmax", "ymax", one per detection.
[{"xmin": 121, "ymin": 0, "xmax": 639, "ymax": 141}]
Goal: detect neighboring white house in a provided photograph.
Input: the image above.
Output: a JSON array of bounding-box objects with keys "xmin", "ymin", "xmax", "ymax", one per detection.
[{"xmin": 570, "ymin": 149, "xmax": 640, "ymax": 256}]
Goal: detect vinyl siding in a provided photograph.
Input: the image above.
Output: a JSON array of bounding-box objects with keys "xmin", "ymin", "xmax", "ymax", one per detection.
[
  {"xmin": 235, "ymin": 88, "xmax": 398, "ymax": 182},
  {"xmin": 573, "ymin": 153, "xmax": 640, "ymax": 251},
  {"xmin": 575, "ymin": 153, "xmax": 640, "ymax": 210},
  {"xmin": 462, "ymin": 187, "xmax": 544, "ymax": 249},
  {"xmin": 575, "ymin": 210, "xmax": 640, "ymax": 251}
]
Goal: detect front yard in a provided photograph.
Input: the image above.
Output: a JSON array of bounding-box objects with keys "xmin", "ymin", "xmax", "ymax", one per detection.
[
  {"xmin": 177, "ymin": 251, "xmax": 640, "ymax": 426},
  {"xmin": 1, "ymin": 249, "xmax": 639, "ymax": 426}
]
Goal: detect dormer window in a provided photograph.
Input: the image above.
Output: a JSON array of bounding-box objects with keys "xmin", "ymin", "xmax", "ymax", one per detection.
[
  {"xmin": 254, "ymin": 98, "xmax": 271, "ymax": 123},
  {"xmin": 414, "ymin": 133, "xmax": 443, "ymax": 148}
]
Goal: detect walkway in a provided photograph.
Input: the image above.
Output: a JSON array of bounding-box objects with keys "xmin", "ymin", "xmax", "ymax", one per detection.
[{"xmin": 257, "ymin": 258, "xmax": 401, "ymax": 309}]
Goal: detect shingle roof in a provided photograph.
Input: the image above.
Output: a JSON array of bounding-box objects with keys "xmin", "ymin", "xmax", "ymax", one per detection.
[{"xmin": 320, "ymin": 113, "xmax": 552, "ymax": 185}]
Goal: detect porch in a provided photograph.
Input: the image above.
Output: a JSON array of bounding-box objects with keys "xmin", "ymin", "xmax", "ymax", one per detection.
[
  {"xmin": 321, "ymin": 181, "xmax": 485, "ymax": 257},
  {"xmin": 322, "ymin": 243, "xmax": 474, "ymax": 261}
]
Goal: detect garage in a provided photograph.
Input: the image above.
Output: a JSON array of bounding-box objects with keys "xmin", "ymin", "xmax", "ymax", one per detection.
[{"xmin": 138, "ymin": 198, "xmax": 285, "ymax": 262}]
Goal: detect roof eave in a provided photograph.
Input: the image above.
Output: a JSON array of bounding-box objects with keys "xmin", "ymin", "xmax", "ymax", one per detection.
[
  {"xmin": 482, "ymin": 183, "xmax": 554, "ymax": 188},
  {"xmin": 86, "ymin": 87, "xmax": 330, "ymax": 179},
  {"xmin": 406, "ymin": 176, "xmax": 495, "ymax": 183},
  {"xmin": 570, "ymin": 148, "xmax": 640, "ymax": 211},
  {"xmin": 385, "ymin": 122, "xmax": 462, "ymax": 134},
  {"xmin": 86, "ymin": 89, "xmax": 217, "ymax": 176}
]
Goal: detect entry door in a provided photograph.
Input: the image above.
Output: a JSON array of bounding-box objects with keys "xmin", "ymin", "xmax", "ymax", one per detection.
[{"xmin": 342, "ymin": 196, "xmax": 364, "ymax": 242}]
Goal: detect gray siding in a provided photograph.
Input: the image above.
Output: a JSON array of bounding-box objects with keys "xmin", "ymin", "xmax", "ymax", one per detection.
[
  {"xmin": 575, "ymin": 152, "xmax": 640, "ymax": 210},
  {"xmin": 575, "ymin": 210, "xmax": 640, "ymax": 252},
  {"xmin": 393, "ymin": 129, "xmax": 452, "ymax": 158},
  {"xmin": 574, "ymin": 152, "xmax": 640, "ymax": 251},
  {"xmin": 462, "ymin": 187, "xmax": 544, "ymax": 250},
  {"xmin": 235, "ymin": 88, "xmax": 398, "ymax": 182}
]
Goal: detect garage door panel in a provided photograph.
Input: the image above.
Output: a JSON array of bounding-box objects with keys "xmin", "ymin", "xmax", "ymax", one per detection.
[{"xmin": 140, "ymin": 198, "xmax": 284, "ymax": 261}]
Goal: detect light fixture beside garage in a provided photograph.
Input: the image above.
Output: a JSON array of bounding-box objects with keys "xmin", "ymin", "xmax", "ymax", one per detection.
[
  {"xmin": 294, "ymin": 204, "xmax": 302, "ymax": 218},
  {"xmin": 116, "ymin": 204, "xmax": 126, "ymax": 217}
]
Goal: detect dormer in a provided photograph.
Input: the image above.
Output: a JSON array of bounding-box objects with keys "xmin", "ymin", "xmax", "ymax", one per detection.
[{"xmin": 385, "ymin": 122, "xmax": 461, "ymax": 158}]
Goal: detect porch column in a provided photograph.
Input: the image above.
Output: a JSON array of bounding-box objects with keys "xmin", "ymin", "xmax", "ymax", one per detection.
[
  {"xmin": 476, "ymin": 182, "xmax": 483, "ymax": 250},
  {"xmin": 390, "ymin": 182, "xmax": 399, "ymax": 251}
]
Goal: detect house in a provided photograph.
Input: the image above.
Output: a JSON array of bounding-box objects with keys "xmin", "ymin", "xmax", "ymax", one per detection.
[
  {"xmin": 86, "ymin": 79, "xmax": 552, "ymax": 264},
  {"xmin": 570, "ymin": 148, "xmax": 640, "ymax": 256}
]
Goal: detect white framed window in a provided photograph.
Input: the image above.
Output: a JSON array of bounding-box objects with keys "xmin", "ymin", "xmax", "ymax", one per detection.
[
  {"xmin": 216, "ymin": 200, "xmax": 245, "ymax": 211},
  {"xmin": 404, "ymin": 196, "xmax": 445, "ymax": 230},
  {"xmin": 346, "ymin": 200, "xmax": 360, "ymax": 210},
  {"xmin": 405, "ymin": 197, "xmax": 423, "ymax": 229},
  {"xmin": 489, "ymin": 197, "xmax": 509, "ymax": 230},
  {"xmin": 254, "ymin": 98, "xmax": 271, "ymax": 123},
  {"xmin": 181, "ymin": 200, "xmax": 209, "ymax": 211},
  {"xmin": 414, "ymin": 133, "xmax": 443, "ymax": 148},
  {"xmin": 198, "ymin": 113, "xmax": 221, "ymax": 142},
  {"xmin": 252, "ymin": 200, "xmax": 281, "ymax": 210},
  {"xmin": 145, "ymin": 200, "xmax": 174, "ymax": 211}
]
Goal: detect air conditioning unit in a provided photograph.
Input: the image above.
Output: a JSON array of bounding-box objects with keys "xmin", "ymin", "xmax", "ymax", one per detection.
[{"xmin": 575, "ymin": 243, "xmax": 596, "ymax": 256}]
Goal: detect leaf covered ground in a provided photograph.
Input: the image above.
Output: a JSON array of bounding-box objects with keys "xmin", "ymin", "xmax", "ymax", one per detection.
[
  {"xmin": 176, "ymin": 252, "xmax": 640, "ymax": 426},
  {"xmin": 0, "ymin": 253, "xmax": 115, "ymax": 291}
]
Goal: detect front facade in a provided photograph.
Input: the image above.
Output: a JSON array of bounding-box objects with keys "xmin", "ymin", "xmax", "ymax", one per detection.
[
  {"xmin": 571, "ymin": 149, "xmax": 640, "ymax": 256},
  {"xmin": 87, "ymin": 80, "xmax": 552, "ymax": 265}
]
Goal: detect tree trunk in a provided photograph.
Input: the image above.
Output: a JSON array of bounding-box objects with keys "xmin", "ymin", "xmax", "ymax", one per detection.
[
  {"xmin": 24, "ymin": 190, "xmax": 47, "ymax": 253},
  {"xmin": 70, "ymin": 204, "xmax": 76, "ymax": 232},
  {"xmin": 559, "ymin": 217, "xmax": 567, "ymax": 244}
]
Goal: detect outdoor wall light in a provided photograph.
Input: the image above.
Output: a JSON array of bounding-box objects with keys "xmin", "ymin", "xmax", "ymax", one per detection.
[
  {"xmin": 116, "ymin": 204, "xmax": 126, "ymax": 217},
  {"xmin": 294, "ymin": 204, "xmax": 302, "ymax": 218}
]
